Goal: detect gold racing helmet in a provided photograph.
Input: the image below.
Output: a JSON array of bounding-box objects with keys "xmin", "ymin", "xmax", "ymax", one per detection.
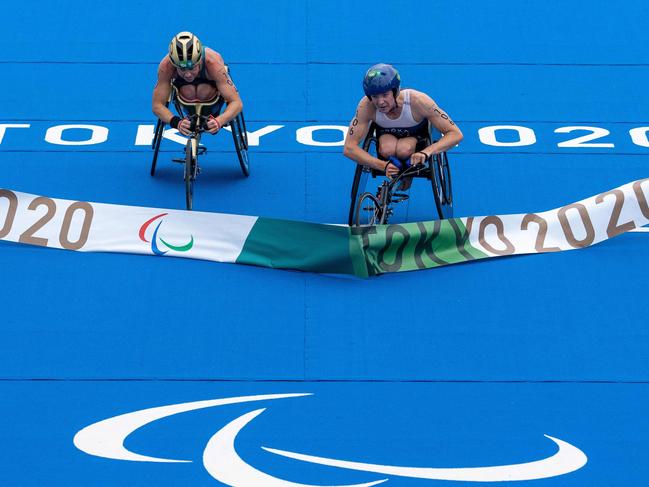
[{"xmin": 168, "ymin": 31, "xmax": 203, "ymax": 70}]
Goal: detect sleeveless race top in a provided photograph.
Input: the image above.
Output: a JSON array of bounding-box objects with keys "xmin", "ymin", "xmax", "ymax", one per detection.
[{"xmin": 374, "ymin": 89, "xmax": 428, "ymax": 138}]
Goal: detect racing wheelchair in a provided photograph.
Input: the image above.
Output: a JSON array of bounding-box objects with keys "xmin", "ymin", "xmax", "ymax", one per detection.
[
  {"xmin": 348, "ymin": 122, "xmax": 453, "ymax": 226},
  {"xmin": 149, "ymin": 70, "xmax": 249, "ymax": 210}
]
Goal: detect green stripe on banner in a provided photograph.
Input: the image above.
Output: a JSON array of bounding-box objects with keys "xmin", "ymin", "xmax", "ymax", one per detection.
[
  {"xmin": 236, "ymin": 217, "xmax": 359, "ymax": 275},
  {"xmin": 351, "ymin": 218, "xmax": 489, "ymax": 276},
  {"xmin": 236, "ymin": 218, "xmax": 491, "ymax": 277}
]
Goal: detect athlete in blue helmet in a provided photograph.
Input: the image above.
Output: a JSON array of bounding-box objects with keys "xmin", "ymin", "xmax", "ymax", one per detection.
[
  {"xmin": 152, "ymin": 32, "xmax": 242, "ymax": 136},
  {"xmin": 344, "ymin": 63, "xmax": 463, "ymax": 179}
]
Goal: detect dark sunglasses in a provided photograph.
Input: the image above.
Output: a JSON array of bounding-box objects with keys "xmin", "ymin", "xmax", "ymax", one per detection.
[{"xmin": 174, "ymin": 59, "xmax": 199, "ymax": 71}]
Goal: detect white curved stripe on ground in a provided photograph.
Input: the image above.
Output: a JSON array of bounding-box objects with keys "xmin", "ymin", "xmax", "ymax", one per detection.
[
  {"xmin": 203, "ymin": 408, "xmax": 388, "ymax": 487},
  {"xmin": 73, "ymin": 393, "xmax": 311, "ymax": 463},
  {"xmin": 263, "ymin": 435, "xmax": 587, "ymax": 482}
]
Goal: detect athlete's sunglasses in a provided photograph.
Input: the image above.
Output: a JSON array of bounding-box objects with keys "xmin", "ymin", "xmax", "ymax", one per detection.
[{"xmin": 173, "ymin": 59, "xmax": 199, "ymax": 71}]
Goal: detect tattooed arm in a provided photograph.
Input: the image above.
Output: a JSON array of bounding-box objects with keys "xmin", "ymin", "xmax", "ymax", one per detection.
[
  {"xmin": 409, "ymin": 91, "xmax": 463, "ymax": 165},
  {"xmin": 205, "ymin": 49, "xmax": 243, "ymax": 133},
  {"xmin": 343, "ymin": 98, "xmax": 389, "ymax": 171}
]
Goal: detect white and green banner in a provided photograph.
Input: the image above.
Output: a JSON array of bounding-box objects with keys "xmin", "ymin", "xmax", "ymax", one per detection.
[{"xmin": 1, "ymin": 179, "xmax": 647, "ymax": 277}]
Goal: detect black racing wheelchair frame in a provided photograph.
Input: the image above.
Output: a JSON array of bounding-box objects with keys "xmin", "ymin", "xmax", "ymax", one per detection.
[
  {"xmin": 348, "ymin": 122, "xmax": 453, "ymax": 226},
  {"xmin": 149, "ymin": 70, "xmax": 249, "ymax": 211}
]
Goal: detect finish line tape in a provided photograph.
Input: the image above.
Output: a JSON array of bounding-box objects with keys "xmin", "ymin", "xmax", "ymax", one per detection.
[{"xmin": 1, "ymin": 179, "xmax": 647, "ymax": 277}]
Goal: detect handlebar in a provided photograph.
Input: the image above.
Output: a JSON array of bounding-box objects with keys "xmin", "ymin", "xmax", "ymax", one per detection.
[
  {"xmin": 187, "ymin": 114, "xmax": 210, "ymax": 134},
  {"xmin": 385, "ymin": 156, "xmax": 428, "ymax": 186}
]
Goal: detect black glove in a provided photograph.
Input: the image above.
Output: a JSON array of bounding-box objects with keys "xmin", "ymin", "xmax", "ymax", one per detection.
[{"xmin": 169, "ymin": 116, "xmax": 181, "ymax": 129}]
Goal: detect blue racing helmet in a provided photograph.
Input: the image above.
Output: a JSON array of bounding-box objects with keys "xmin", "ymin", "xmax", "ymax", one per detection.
[{"xmin": 363, "ymin": 63, "xmax": 401, "ymax": 100}]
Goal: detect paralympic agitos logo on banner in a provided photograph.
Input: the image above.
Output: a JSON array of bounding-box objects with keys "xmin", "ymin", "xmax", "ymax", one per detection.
[{"xmin": 139, "ymin": 213, "xmax": 194, "ymax": 255}]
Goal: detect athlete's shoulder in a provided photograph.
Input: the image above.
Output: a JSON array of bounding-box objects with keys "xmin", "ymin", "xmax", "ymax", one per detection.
[
  {"xmin": 408, "ymin": 90, "xmax": 438, "ymax": 117},
  {"xmin": 157, "ymin": 56, "xmax": 175, "ymax": 79},
  {"xmin": 204, "ymin": 48, "xmax": 225, "ymax": 66},
  {"xmin": 408, "ymin": 88, "xmax": 435, "ymax": 105},
  {"xmin": 407, "ymin": 89, "xmax": 433, "ymax": 103},
  {"xmin": 356, "ymin": 96, "xmax": 376, "ymax": 120}
]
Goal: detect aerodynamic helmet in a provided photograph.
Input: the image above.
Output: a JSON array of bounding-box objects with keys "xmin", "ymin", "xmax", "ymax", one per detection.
[
  {"xmin": 169, "ymin": 31, "xmax": 203, "ymax": 70},
  {"xmin": 363, "ymin": 63, "xmax": 400, "ymax": 100}
]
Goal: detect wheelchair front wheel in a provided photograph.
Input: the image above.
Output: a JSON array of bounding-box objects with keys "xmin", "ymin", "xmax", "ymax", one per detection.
[
  {"xmin": 231, "ymin": 113, "xmax": 250, "ymax": 177},
  {"xmin": 150, "ymin": 118, "xmax": 165, "ymax": 176},
  {"xmin": 354, "ymin": 192, "xmax": 384, "ymax": 227},
  {"xmin": 184, "ymin": 139, "xmax": 197, "ymax": 210}
]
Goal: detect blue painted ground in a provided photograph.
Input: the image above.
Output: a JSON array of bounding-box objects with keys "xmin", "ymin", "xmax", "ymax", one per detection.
[{"xmin": 1, "ymin": 1, "xmax": 648, "ymax": 486}]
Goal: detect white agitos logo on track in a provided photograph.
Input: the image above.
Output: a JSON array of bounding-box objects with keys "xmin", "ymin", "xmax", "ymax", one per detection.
[{"xmin": 73, "ymin": 393, "xmax": 587, "ymax": 485}]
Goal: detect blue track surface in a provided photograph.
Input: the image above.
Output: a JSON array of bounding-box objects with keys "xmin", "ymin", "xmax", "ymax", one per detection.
[{"xmin": 1, "ymin": 1, "xmax": 648, "ymax": 485}]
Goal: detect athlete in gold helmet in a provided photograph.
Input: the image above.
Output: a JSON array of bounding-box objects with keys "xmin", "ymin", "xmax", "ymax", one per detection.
[{"xmin": 152, "ymin": 31, "xmax": 242, "ymax": 136}]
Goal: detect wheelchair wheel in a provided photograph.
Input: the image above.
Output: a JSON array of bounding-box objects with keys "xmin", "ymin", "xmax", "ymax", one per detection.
[
  {"xmin": 354, "ymin": 192, "xmax": 384, "ymax": 227},
  {"xmin": 346, "ymin": 129, "xmax": 380, "ymax": 225},
  {"xmin": 431, "ymin": 153, "xmax": 453, "ymax": 219},
  {"xmin": 239, "ymin": 110, "xmax": 249, "ymax": 147},
  {"xmin": 348, "ymin": 165, "xmax": 371, "ymax": 226},
  {"xmin": 184, "ymin": 139, "xmax": 197, "ymax": 210},
  {"xmin": 150, "ymin": 118, "xmax": 165, "ymax": 176},
  {"xmin": 440, "ymin": 151, "xmax": 453, "ymax": 206},
  {"xmin": 231, "ymin": 113, "xmax": 250, "ymax": 177}
]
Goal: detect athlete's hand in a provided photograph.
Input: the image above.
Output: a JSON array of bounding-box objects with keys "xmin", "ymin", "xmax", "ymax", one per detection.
[
  {"xmin": 383, "ymin": 161, "xmax": 400, "ymax": 178},
  {"xmin": 206, "ymin": 115, "xmax": 222, "ymax": 134},
  {"xmin": 410, "ymin": 151, "xmax": 429, "ymax": 166},
  {"xmin": 177, "ymin": 118, "xmax": 192, "ymax": 136}
]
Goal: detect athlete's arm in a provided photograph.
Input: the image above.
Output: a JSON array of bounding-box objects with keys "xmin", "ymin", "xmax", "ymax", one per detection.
[
  {"xmin": 205, "ymin": 50, "xmax": 243, "ymax": 134},
  {"xmin": 152, "ymin": 60, "xmax": 193, "ymax": 136},
  {"xmin": 409, "ymin": 91, "xmax": 463, "ymax": 165},
  {"xmin": 343, "ymin": 99, "xmax": 390, "ymax": 172},
  {"xmin": 152, "ymin": 59, "xmax": 177, "ymax": 124}
]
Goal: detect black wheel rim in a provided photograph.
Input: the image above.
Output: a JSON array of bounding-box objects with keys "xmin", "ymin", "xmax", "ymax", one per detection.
[
  {"xmin": 430, "ymin": 155, "xmax": 445, "ymax": 219},
  {"xmin": 442, "ymin": 152, "xmax": 452, "ymax": 205},
  {"xmin": 185, "ymin": 142, "xmax": 194, "ymax": 210},
  {"xmin": 232, "ymin": 117, "xmax": 250, "ymax": 177},
  {"xmin": 354, "ymin": 193, "xmax": 382, "ymax": 227},
  {"xmin": 150, "ymin": 119, "xmax": 164, "ymax": 176},
  {"xmin": 438, "ymin": 154, "xmax": 452, "ymax": 217},
  {"xmin": 432, "ymin": 155, "xmax": 453, "ymax": 219},
  {"xmin": 238, "ymin": 148, "xmax": 249, "ymax": 176},
  {"xmin": 379, "ymin": 191, "xmax": 390, "ymax": 225},
  {"xmin": 239, "ymin": 113, "xmax": 249, "ymax": 149},
  {"xmin": 348, "ymin": 165, "xmax": 371, "ymax": 226}
]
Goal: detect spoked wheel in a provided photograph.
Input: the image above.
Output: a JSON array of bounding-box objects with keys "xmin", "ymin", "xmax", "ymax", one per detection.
[
  {"xmin": 348, "ymin": 165, "xmax": 371, "ymax": 226},
  {"xmin": 184, "ymin": 139, "xmax": 197, "ymax": 210},
  {"xmin": 231, "ymin": 113, "xmax": 250, "ymax": 177},
  {"xmin": 431, "ymin": 153, "xmax": 453, "ymax": 219},
  {"xmin": 354, "ymin": 192, "xmax": 384, "ymax": 227},
  {"xmin": 439, "ymin": 151, "xmax": 453, "ymax": 207},
  {"xmin": 150, "ymin": 118, "xmax": 165, "ymax": 176},
  {"xmin": 239, "ymin": 110, "xmax": 249, "ymax": 146}
]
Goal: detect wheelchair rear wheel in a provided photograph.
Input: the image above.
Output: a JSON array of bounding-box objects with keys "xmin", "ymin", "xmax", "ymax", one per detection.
[
  {"xmin": 439, "ymin": 151, "xmax": 453, "ymax": 206},
  {"xmin": 354, "ymin": 192, "xmax": 384, "ymax": 227},
  {"xmin": 431, "ymin": 153, "xmax": 453, "ymax": 219},
  {"xmin": 231, "ymin": 113, "xmax": 250, "ymax": 177},
  {"xmin": 150, "ymin": 118, "xmax": 165, "ymax": 176},
  {"xmin": 348, "ymin": 165, "xmax": 372, "ymax": 226}
]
